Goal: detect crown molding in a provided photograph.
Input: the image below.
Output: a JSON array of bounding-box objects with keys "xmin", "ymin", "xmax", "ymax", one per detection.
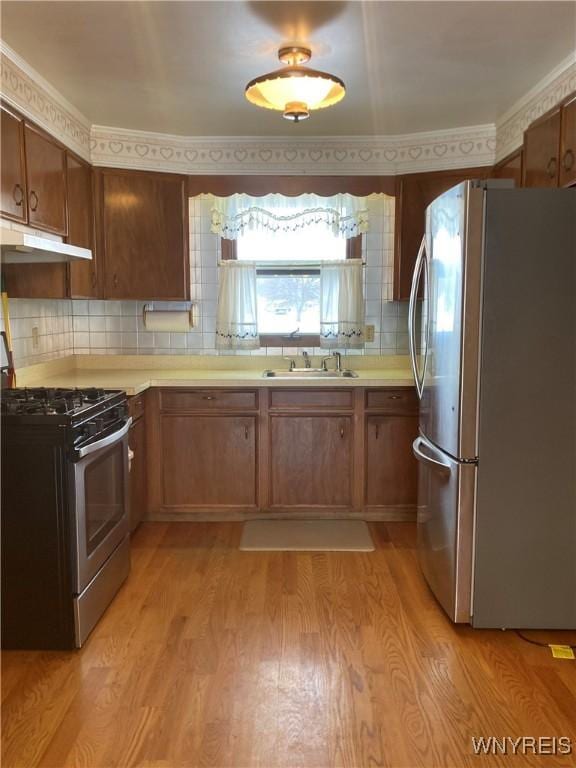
[
  {"xmin": 1, "ymin": 39, "xmax": 574, "ymax": 175},
  {"xmin": 89, "ymin": 123, "xmax": 496, "ymax": 175},
  {"xmin": 0, "ymin": 41, "xmax": 91, "ymax": 160},
  {"xmin": 495, "ymin": 50, "xmax": 576, "ymax": 162}
]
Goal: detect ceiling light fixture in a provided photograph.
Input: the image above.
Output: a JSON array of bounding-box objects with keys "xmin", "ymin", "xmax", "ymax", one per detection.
[{"xmin": 245, "ymin": 46, "xmax": 345, "ymax": 122}]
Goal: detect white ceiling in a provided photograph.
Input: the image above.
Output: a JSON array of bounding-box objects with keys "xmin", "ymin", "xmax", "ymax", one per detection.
[{"xmin": 2, "ymin": 1, "xmax": 575, "ymax": 137}]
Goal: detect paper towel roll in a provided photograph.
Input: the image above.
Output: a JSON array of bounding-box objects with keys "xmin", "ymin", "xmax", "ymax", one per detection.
[{"xmin": 143, "ymin": 309, "xmax": 192, "ymax": 332}]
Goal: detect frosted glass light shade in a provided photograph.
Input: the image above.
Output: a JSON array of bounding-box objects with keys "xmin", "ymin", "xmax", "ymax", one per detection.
[{"xmin": 245, "ymin": 66, "xmax": 345, "ymax": 120}]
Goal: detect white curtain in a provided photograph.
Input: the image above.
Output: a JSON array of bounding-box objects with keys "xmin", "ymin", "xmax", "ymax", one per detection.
[
  {"xmin": 210, "ymin": 193, "xmax": 370, "ymax": 240},
  {"xmin": 320, "ymin": 259, "xmax": 365, "ymax": 349},
  {"xmin": 215, "ymin": 261, "xmax": 260, "ymax": 349}
]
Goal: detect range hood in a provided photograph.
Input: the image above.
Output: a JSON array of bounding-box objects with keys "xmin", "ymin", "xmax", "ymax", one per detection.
[{"xmin": 0, "ymin": 228, "xmax": 92, "ymax": 263}]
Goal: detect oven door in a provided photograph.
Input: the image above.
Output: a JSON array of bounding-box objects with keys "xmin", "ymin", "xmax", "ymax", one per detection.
[{"xmin": 72, "ymin": 418, "xmax": 132, "ymax": 593}]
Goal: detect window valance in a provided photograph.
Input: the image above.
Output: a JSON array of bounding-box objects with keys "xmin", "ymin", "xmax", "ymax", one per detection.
[{"xmin": 210, "ymin": 193, "xmax": 375, "ymax": 240}]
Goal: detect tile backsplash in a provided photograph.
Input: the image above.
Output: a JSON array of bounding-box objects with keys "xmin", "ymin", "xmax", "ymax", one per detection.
[
  {"xmin": 1, "ymin": 299, "xmax": 74, "ymax": 368},
  {"xmin": 3, "ymin": 195, "xmax": 411, "ymax": 368}
]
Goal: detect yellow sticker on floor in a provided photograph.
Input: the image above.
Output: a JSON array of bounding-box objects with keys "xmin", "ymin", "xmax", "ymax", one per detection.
[{"xmin": 549, "ymin": 645, "xmax": 575, "ymax": 660}]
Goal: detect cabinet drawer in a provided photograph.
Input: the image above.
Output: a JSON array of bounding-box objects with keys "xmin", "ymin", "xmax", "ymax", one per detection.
[
  {"xmin": 160, "ymin": 389, "xmax": 258, "ymax": 411},
  {"xmin": 269, "ymin": 389, "xmax": 353, "ymax": 411},
  {"xmin": 128, "ymin": 393, "xmax": 146, "ymax": 421},
  {"xmin": 365, "ymin": 388, "xmax": 418, "ymax": 414}
]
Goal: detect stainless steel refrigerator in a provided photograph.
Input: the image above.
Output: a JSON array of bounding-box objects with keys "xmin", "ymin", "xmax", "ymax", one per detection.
[{"xmin": 408, "ymin": 180, "xmax": 576, "ymax": 629}]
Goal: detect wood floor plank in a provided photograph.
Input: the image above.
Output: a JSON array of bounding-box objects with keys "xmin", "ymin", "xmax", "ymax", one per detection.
[{"xmin": 2, "ymin": 521, "xmax": 575, "ymax": 768}]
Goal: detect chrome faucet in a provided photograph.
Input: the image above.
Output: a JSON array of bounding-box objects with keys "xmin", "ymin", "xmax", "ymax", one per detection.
[
  {"xmin": 284, "ymin": 357, "xmax": 296, "ymax": 371},
  {"xmin": 321, "ymin": 351, "xmax": 342, "ymax": 372},
  {"xmin": 301, "ymin": 351, "xmax": 311, "ymax": 368}
]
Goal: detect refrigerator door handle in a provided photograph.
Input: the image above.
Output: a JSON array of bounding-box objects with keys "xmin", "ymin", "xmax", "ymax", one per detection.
[
  {"xmin": 412, "ymin": 436, "xmax": 451, "ymax": 475},
  {"xmin": 409, "ymin": 236, "xmax": 427, "ymax": 399}
]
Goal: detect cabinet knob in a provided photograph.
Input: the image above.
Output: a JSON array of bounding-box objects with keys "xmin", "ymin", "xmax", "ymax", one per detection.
[
  {"xmin": 13, "ymin": 184, "xmax": 24, "ymax": 206},
  {"xmin": 546, "ymin": 157, "xmax": 558, "ymax": 179},
  {"xmin": 340, "ymin": 426, "xmax": 345, "ymax": 439},
  {"xmin": 375, "ymin": 423, "xmax": 379, "ymax": 440},
  {"xmin": 29, "ymin": 190, "xmax": 39, "ymax": 211},
  {"xmin": 202, "ymin": 395, "xmax": 215, "ymax": 400},
  {"xmin": 91, "ymin": 272, "xmax": 97, "ymax": 288},
  {"xmin": 388, "ymin": 395, "xmax": 401, "ymax": 400},
  {"xmin": 562, "ymin": 148, "xmax": 574, "ymax": 172},
  {"xmin": 244, "ymin": 425, "xmax": 249, "ymax": 440},
  {"xmin": 113, "ymin": 274, "xmax": 118, "ymax": 287}
]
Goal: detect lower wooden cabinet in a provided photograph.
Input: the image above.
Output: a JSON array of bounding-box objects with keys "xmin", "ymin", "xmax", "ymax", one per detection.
[
  {"xmin": 269, "ymin": 415, "xmax": 353, "ymax": 509},
  {"xmin": 160, "ymin": 415, "xmax": 257, "ymax": 508},
  {"xmin": 129, "ymin": 414, "xmax": 147, "ymax": 532},
  {"xmin": 146, "ymin": 387, "xmax": 418, "ymax": 520},
  {"xmin": 364, "ymin": 415, "xmax": 418, "ymax": 509}
]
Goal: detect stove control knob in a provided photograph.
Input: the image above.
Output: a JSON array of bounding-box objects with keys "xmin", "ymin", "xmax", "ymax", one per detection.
[{"xmin": 86, "ymin": 421, "xmax": 98, "ymax": 437}]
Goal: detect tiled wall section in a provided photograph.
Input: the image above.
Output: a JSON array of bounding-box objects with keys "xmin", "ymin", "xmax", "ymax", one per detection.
[
  {"xmin": 4, "ymin": 195, "xmax": 411, "ymax": 368},
  {"xmin": 1, "ymin": 299, "xmax": 74, "ymax": 368}
]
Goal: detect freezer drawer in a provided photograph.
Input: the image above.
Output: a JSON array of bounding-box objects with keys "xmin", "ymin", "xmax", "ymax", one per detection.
[{"xmin": 413, "ymin": 434, "xmax": 476, "ymax": 622}]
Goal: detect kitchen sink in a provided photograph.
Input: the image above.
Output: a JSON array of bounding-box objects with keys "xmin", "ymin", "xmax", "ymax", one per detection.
[{"xmin": 262, "ymin": 368, "xmax": 358, "ymax": 379}]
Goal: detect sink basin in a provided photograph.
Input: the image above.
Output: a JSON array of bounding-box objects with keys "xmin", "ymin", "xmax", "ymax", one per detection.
[{"xmin": 262, "ymin": 368, "xmax": 358, "ymax": 379}]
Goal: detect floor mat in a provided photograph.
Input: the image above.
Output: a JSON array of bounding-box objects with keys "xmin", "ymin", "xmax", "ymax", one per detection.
[{"xmin": 239, "ymin": 519, "xmax": 374, "ymax": 552}]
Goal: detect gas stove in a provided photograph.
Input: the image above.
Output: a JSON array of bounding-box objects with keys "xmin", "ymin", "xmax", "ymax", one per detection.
[
  {"xmin": 2, "ymin": 387, "xmax": 128, "ymax": 449},
  {"xmin": 2, "ymin": 386, "xmax": 131, "ymax": 650},
  {"xmin": 2, "ymin": 387, "xmax": 115, "ymax": 417}
]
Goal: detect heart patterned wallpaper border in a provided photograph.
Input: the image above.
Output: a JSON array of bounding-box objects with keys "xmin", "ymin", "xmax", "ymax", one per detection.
[{"xmin": 88, "ymin": 124, "xmax": 496, "ymax": 175}]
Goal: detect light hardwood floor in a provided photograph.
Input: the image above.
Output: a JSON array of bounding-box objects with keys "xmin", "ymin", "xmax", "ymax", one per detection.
[{"xmin": 2, "ymin": 522, "xmax": 575, "ymax": 768}]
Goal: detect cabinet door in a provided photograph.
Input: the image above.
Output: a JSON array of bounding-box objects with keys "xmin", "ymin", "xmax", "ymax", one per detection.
[
  {"xmin": 393, "ymin": 167, "xmax": 488, "ymax": 300},
  {"xmin": 161, "ymin": 415, "xmax": 257, "ymax": 507},
  {"xmin": 24, "ymin": 124, "xmax": 67, "ymax": 235},
  {"xmin": 269, "ymin": 415, "xmax": 353, "ymax": 508},
  {"xmin": 129, "ymin": 416, "xmax": 147, "ymax": 531},
  {"xmin": 523, "ymin": 108, "xmax": 561, "ymax": 188},
  {"xmin": 559, "ymin": 95, "xmax": 576, "ymax": 188},
  {"xmin": 492, "ymin": 149, "xmax": 523, "ymax": 187},
  {"xmin": 101, "ymin": 170, "xmax": 189, "ymax": 299},
  {"xmin": 67, "ymin": 154, "xmax": 98, "ymax": 297},
  {"xmin": 1, "ymin": 105, "xmax": 27, "ymax": 223},
  {"xmin": 365, "ymin": 415, "xmax": 418, "ymax": 507}
]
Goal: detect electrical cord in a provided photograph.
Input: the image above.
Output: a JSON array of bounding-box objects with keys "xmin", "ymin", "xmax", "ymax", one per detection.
[{"xmin": 515, "ymin": 630, "xmax": 576, "ymax": 649}]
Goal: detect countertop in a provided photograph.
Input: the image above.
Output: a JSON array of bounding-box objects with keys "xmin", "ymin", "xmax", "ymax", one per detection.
[{"xmin": 16, "ymin": 354, "xmax": 415, "ymax": 395}]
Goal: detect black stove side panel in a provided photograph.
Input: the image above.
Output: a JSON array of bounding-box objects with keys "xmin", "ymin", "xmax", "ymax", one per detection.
[{"xmin": 2, "ymin": 426, "xmax": 76, "ymax": 649}]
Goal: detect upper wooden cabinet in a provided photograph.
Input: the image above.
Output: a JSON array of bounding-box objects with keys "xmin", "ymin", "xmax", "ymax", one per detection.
[
  {"xmin": 393, "ymin": 167, "xmax": 488, "ymax": 300},
  {"xmin": 559, "ymin": 94, "xmax": 576, "ymax": 188},
  {"xmin": 24, "ymin": 123, "xmax": 68, "ymax": 235},
  {"xmin": 99, "ymin": 169, "xmax": 189, "ymax": 300},
  {"xmin": 66, "ymin": 153, "xmax": 98, "ymax": 298},
  {"xmin": 523, "ymin": 106, "xmax": 562, "ymax": 188},
  {"xmin": 0, "ymin": 104, "xmax": 27, "ymax": 224},
  {"xmin": 492, "ymin": 149, "xmax": 523, "ymax": 187}
]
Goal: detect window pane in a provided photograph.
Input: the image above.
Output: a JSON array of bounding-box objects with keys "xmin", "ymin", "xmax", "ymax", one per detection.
[
  {"xmin": 237, "ymin": 228, "xmax": 346, "ymax": 261},
  {"xmin": 256, "ymin": 273, "xmax": 320, "ymax": 334}
]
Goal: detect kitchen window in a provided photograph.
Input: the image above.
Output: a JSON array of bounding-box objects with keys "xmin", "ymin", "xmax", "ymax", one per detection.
[
  {"xmin": 236, "ymin": 226, "xmax": 360, "ymax": 344},
  {"xmin": 212, "ymin": 194, "xmax": 368, "ymax": 348}
]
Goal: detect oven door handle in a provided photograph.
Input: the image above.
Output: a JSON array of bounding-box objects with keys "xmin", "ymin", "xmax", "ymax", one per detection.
[{"xmin": 76, "ymin": 417, "xmax": 132, "ymax": 459}]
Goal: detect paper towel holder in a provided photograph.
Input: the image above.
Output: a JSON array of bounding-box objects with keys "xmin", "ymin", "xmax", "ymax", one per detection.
[{"xmin": 142, "ymin": 303, "xmax": 195, "ymax": 330}]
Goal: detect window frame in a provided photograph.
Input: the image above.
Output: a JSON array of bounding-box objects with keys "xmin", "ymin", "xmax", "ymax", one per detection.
[{"xmin": 221, "ymin": 235, "xmax": 362, "ymax": 347}]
